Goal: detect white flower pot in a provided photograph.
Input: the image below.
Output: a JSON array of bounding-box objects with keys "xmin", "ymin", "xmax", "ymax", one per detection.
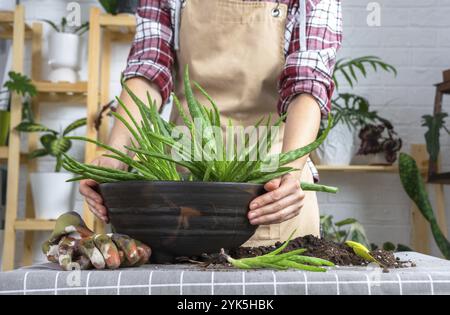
[
  {"xmin": 48, "ymin": 67, "xmax": 78, "ymax": 83},
  {"xmin": 48, "ymin": 32, "xmax": 80, "ymax": 82},
  {"xmin": 0, "ymin": 0, "xmax": 16, "ymax": 11},
  {"xmin": 30, "ymin": 172, "xmax": 77, "ymax": 220},
  {"xmin": 312, "ymin": 122, "xmax": 356, "ymax": 165}
]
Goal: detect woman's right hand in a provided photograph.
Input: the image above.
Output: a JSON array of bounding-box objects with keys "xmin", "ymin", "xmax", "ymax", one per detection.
[{"xmin": 79, "ymin": 156, "xmax": 127, "ymax": 223}]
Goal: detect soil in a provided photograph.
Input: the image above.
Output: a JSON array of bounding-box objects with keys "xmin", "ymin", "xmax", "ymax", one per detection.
[{"xmin": 176, "ymin": 235, "xmax": 415, "ymax": 271}]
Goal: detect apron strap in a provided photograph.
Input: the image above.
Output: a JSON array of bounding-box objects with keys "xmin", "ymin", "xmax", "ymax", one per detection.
[{"xmin": 298, "ymin": 0, "xmax": 307, "ymax": 52}]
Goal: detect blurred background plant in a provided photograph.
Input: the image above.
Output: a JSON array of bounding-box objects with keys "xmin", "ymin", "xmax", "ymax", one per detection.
[
  {"xmin": 42, "ymin": 18, "xmax": 89, "ymax": 35},
  {"xmin": 331, "ymin": 56, "xmax": 397, "ymax": 130},
  {"xmin": 314, "ymin": 56, "xmax": 401, "ymax": 166},
  {"xmin": 99, "ymin": 0, "xmax": 138, "ymax": 15},
  {"xmin": 356, "ymin": 119, "xmax": 402, "ymax": 164},
  {"xmin": 422, "ymin": 112, "xmax": 449, "ymax": 163},
  {"xmin": 320, "ymin": 215, "xmax": 412, "ymax": 252}
]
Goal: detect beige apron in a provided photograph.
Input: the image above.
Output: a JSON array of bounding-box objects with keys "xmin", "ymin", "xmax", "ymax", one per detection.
[{"xmin": 172, "ymin": 0, "xmax": 320, "ymax": 246}]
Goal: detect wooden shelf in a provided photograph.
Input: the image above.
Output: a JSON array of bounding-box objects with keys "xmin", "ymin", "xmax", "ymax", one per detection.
[
  {"xmin": 316, "ymin": 165, "xmax": 399, "ymax": 172},
  {"xmin": 14, "ymin": 219, "xmax": 56, "ymax": 231},
  {"xmin": 99, "ymin": 13, "xmax": 136, "ymax": 42},
  {"xmin": 0, "ymin": 146, "xmax": 30, "ymax": 164},
  {"xmin": 34, "ymin": 81, "xmax": 88, "ymax": 103},
  {"xmin": 34, "ymin": 81, "xmax": 88, "ymax": 94},
  {"xmin": 0, "ymin": 10, "xmax": 32, "ymax": 39}
]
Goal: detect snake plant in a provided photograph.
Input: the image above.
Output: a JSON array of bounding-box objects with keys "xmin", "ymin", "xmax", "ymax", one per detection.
[
  {"xmin": 63, "ymin": 66, "xmax": 337, "ymax": 194},
  {"xmin": 399, "ymin": 153, "xmax": 450, "ymax": 259}
]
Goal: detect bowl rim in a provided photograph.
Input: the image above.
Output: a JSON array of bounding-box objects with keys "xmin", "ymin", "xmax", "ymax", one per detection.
[{"xmin": 100, "ymin": 180, "xmax": 265, "ymax": 189}]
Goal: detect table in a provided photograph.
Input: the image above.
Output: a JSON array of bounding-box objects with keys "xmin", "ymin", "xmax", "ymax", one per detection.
[{"xmin": 1, "ymin": 252, "xmax": 449, "ymax": 295}]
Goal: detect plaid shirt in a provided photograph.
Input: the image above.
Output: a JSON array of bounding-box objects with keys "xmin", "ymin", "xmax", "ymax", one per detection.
[
  {"xmin": 124, "ymin": 0, "xmax": 342, "ymax": 116},
  {"xmin": 123, "ymin": 0, "xmax": 343, "ymax": 181}
]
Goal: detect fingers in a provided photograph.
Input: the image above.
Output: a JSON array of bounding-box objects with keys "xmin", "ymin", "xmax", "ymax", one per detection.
[
  {"xmin": 85, "ymin": 198, "xmax": 109, "ymax": 223},
  {"xmin": 80, "ymin": 179, "xmax": 109, "ymax": 223},
  {"xmin": 93, "ymin": 234, "xmax": 121, "ymax": 269},
  {"xmin": 249, "ymin": 192, "xmax": 304, "ymax": 224},
  {"xmin": 79, "ymin": 179, "xmax": 102, "ymax": 203},
  {"xmin": 250, "ymin": 203, "xmax": 303, "ymax": 226},
  {"xmin": 263, "ymin": 177, "xmax": 282, "ymax": 192},
  {"xmin": 249, "ymin": 175, "xmax": 300, "ymax": 211}
]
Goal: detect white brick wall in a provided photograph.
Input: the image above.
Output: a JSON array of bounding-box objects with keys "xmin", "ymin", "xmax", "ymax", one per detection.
[{"xmin": 1, "ymin": 0, "xmax": 450, "ymax": 266}]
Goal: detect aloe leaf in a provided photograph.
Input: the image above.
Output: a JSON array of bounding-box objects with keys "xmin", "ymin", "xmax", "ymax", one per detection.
[{"xmin": 278, "ymin": 115, "xmax": 333, "ymax": 166}]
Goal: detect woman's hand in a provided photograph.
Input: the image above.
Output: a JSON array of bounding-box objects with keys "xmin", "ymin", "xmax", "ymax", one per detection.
[
  {"xmin": 79, "ymin": 156, "xmax": 127, "ymax": 223},
  {"xmin": 247, "ymin": 173, "xmax": 305, "ymax": 225}
]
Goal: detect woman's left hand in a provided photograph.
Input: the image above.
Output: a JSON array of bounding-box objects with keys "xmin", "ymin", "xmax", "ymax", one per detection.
[{"xmin": 247, "ymin": 173, "xmax": 305, "ymax": 225}]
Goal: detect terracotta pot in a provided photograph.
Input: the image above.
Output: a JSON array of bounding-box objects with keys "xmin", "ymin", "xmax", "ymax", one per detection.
[{"xmin": 100, "ymin": 181, "xmax": 264, "ymax": 263}]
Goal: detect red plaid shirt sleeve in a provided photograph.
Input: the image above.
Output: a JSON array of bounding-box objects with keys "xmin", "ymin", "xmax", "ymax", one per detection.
[
  {"xmin": 123, "ymin": 0, "xmax": 174, "ymax": 104},
  {"xmin": 278, "ymin": 0, "xmax": 343, "ymax": 117}
]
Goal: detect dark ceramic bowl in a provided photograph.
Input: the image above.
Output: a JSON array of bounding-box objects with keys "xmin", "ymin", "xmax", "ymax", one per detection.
[{"xmin": 100, "ymin": 181, "xmax": 265, "ymax": 263}]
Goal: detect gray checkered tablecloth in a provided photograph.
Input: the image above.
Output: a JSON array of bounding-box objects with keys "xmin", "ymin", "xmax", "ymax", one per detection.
[{"xmin": 1, "ymin": 252, "xmax": 449, "ymax": 295}]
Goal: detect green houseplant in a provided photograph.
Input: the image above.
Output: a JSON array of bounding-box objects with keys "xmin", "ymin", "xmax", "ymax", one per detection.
[
  {"xmin": 15, "ymin": 117, "xmax": 86, "ymax": 220},
  {"xmin": 1, "ymin": 71, "xmax": 37, "ymax": 145},
  {"xmin": 313, "ymin": 56, "xmax": 397, "ymax": 165},
  {"xmin": 399, "ymin": 153, "xmax": 450, "ymax": 259},
  {"xmin": 43, "ymin": 18, "xmax": 89, "ymax": 83},
  {"xmin": 0, "ymin": 91, "xmax": 10, "ymax": 146}
]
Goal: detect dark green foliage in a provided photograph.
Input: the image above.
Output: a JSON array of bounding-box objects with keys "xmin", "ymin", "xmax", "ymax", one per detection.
[
  {"xmin": 3, "ymin": 71, "xmax": 37, "ymax": 98},
  {"xmin": 16, "ymin": 118, "xmax": 87, "ymax": 172},
  {"xmin": 399, "ymin": 153, "xmax": 450, "ymax": 259},
  {"xmin": 99, "ymin": 0, "xmax": 119, "ymax": 15},
  {"xmin": 422, "ymin": 112, "xmax": 449, "ymax": 163}
]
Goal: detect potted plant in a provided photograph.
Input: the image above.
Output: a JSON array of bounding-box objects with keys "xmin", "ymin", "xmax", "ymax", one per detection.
[
  {"xmin": 312, "ymin": 56, "xmax": 397, "ymax": 165},
  {"xmin": 0, "ymin": 0, "xmax": 16, "ymax": 11},
  {"xmin": 62, "ymin": 67, "xmax": 338, "ymax": 262},
  {"xmin": 43, "ymin": 18, "xmax": 89, "ymax": 83},
  {"xmin": 15, "ymin": 117, "xmax": 87, "ymax": 220},
  {"xmin": 2, "ymin": 71, "xmax": 37, "ymax": 145},
  {"xmin": 354, "ymin": 119, "xmax": 402, "ymax": 165},
  {"xmin": 99, "ymin": 0, "xmax": 138, "ymax": 15}
]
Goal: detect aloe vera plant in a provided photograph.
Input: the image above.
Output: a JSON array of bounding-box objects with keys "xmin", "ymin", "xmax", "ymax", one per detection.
[
  {"xmin": 221, "ymin": 231, "xmax": 334, "ymax": 272},
  {"xmin": 63, "ymin": 67, "xmax": 337, "ymax": 194}
]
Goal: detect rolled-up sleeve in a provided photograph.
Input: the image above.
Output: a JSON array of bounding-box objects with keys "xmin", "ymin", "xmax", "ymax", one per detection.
[
  {"xmin": 123, "ymin": 0, "xmax": 174, "ymax": 104},
  {"xmin": 278, "ymin": 0, "xmax": 343, "ymax": 118}
]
